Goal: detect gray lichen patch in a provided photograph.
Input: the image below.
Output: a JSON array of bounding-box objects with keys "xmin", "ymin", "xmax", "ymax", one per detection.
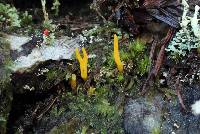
[
  {"xmin": 124, "ymin": 95, "xmax": 163, "ymax": 134},
  {"xmin": 11, "ymin": 36, "xmax": 81, "ymax": 72},
  {"xmin": 166, "ymin": 0, "xmax": 200, "ymax": 58},
  {"xmin": 7, "ymin": 35, "xmax": 31, "ymax": 52}
]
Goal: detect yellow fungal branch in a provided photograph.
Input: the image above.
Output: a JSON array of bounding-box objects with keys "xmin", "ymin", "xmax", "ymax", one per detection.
[
  {"xmin": 70, "ymin": 74, "xmax": 77, "ymax": 92},
  {"xmin": 114, "ymin": 34, "xmax": 123, "ymax": 73},
  {"xmin": 75, "ymin": 47, "xmax": 88, "ymax": 81}
]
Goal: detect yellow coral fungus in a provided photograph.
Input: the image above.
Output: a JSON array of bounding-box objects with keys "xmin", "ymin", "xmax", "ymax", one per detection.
[
  {"xmin": 75, "ymin": 47, "xmax": 88, "ymax": 81},
  {"xmin": 70, "ymin": 74, "xmax": 77, "ymax": 92},
  {"xmin": 114, "ymin": 34, "xmax": 123, "ymax": 73}
]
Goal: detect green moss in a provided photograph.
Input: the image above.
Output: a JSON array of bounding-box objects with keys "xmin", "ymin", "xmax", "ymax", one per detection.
[
  {"xmin": 107, "ymin": 56, "xmax": 115, "ymax": 68},
  {"xmin": 118, "ymin": 39, "xmax": 150, "ymax": 75},
  {"xmin": 0, "ymin": 3, "xmax": 21, "ymax": 28},
  {"xmin": 0, "ymin": 83, "xmax": 12, "ymax": 134},
  {"xmin": 51, "ymin": 0, "xmax": 60, "ymax": 16},
  {"xmin": 0, "ymin": 35, "xmax": 13, "ymax": 88},
  {"xmin": 0, "ymin": 35, "xmax": 13, "ymax": 134},
  {"xmin": 84, "ymin": 22, "xmax": 120, "ymax": 37},
  {"xmin": 46, "ymin": 68, "xmax": 60, "ymax": 81},
  {"xmin": 20, "ymin": 11, "xmax": 32, "ymax": 26},
  {"xmin": 45, "ymin": 68, "xmax": 69, "ymax": 82},
  {"xmin": 58, "ymin": 84, "xmax": 124, "ymax": 133},
  {"xmin": 197, "ymin": 47, "xmax": 200, "ymax": 54},
  {"xmin": 137, "ymin": 55, "xmax": 150, "ymax": 75},
  {"xmin": 120, "ymin": 50, "xmax": 131, "ymax": 61},
  {"xmin": 129, "ymin": 39, "xmax": 145, "ymax": 55},
  {"xmin": 46, "ymin": 26, "xmax": 151, "ymax": 133},
  {"xmin": 116, "ymin": 74, "xmax": 124, "ymax": 83},
  {"xmin": 151, "ymin": 127, "xmax": 161, "ymax": 134},
  {"xmin": 49, "ymin": 118, "xmax": 80, "ymax": 134},
  {"xmin": 49, "ymin": 107, "xmax": 65, "ymax": 117}
]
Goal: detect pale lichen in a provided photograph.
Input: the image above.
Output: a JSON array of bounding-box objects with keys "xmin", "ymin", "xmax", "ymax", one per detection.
[
  {"xmin": 191, "ymin": 5, "xmax": 200, "ymax": 38},
  {"xmin": 166, "ymin": 0, "xmax": 200, "ymax": 57},
  {"xmin": 191, "ymin": 100, "xmax": 200, "ymax": 115}
]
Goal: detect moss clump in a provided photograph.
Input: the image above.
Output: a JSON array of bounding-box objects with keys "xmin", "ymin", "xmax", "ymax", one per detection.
[
  {"xmin": 20, "ymin": 11, "xmax": 32, "ymax": 27},
  {"xmin": 116, "ymin": 74, "xmax": 124, "ymax": 83},
  {"xmin": 0, "ymin": 34, "xmax": 13, "ymax": 91},
  {"xmin": 51, "ymin": 0, "xmax": 60, "ymax": 16},
  {"xmin": 120, "ymin": 39, "xmax": 150, "ymax": 76},
  {"xmin": 63, "ymin": 87, "xmax": 124, "ymax": 133},
  {"xmin": 83, "ymin": 22, "xmax": 120, "ymax": 37},
  {"xmin": 105, "ymin": 53, "xmax": 115, "ymax": 69},
  {"xmin": 45, "ymin": 67, "xmax": 70, "ymax": 82},
  {"xmin": 138, "ymin": 55, "xmax": 150, "ymax": 75},
  {"xmin": 152, "ymin": 127, "xmax": 161, "ymax": 134},
  {"xmin": 47, "ymin": 38, "xmax": 151, "ymax": 133},
  {"xmin": 41, "ymin": 22, "xmax": 151, "ymax": 133},
  {"xmin": 120, "ymin": 50, "xmax": 131, "ymax": 62},
  {"xmin": 0, "ymin": 35, "xmax": 13, "ymax": 134},
  {"xmin": 0, "ymin": 3, "xmax": 21, "ymax": 28},
  {"xmin": 49, "ymin": 118, "xmax": 80, "ymax": 134}
]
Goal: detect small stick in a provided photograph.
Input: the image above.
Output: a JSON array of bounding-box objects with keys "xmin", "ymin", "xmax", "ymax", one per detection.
[
  {"xmin": 32, "ymin": 104, "xmax": 40, "ymax": 118},
  {"xmin": 154, "ymin": 28, "xmax": 175, "ymax": 76},
  {"xmin": 141, "ymin": 27, "xmax": 175, "ymax": 95},
  {"xmin": 149, "ymin": 38, "xmax": 158, "ymax": 71},
  {"xmin": 175, "ymin": 77, "xmax": 186, "ymax": 110},
  {"xmin": 108, "ymin": 0, "xmax": 126, "ymax": 21},
  {"xmin": 36, "ymin": 96, "xmax": 58, "ymax": 120}
]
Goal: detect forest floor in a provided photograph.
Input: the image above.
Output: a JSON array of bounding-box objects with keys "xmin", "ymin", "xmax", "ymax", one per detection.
[{"xmin": 0, "ymin": 0, "xmax": 200, "ymax": 133}]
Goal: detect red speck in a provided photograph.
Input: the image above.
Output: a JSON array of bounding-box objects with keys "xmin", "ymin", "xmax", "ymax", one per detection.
[{"xmin": 43, "ymin": 29, "xmax": 49, "ymax": 36}]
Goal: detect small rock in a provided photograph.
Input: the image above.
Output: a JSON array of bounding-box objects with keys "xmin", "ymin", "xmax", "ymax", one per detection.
[{"xmin": 124, "ymin": 95, "xmax": 164, "ymax": 134}]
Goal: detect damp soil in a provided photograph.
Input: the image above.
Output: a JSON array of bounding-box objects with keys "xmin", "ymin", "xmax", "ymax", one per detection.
[
  {"xmin": 7, "ymin": 90, "xmax": 57, "ymax": 133},
  {"xmin": 1, "ymin": 0, "xmax": 200, "ymax": 133}
]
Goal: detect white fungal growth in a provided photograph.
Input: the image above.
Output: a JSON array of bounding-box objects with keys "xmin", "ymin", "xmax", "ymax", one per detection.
[
  {"xmin": 180, "ymin": 0, "xmax": 190, "ymax": 28},
  {"xmin": 191, "ymin": 100, "xmax": 200, "ymax": 115},
  {"xmin": 191, "ymin": 5, "xmax": 200, "ymax": 38}
]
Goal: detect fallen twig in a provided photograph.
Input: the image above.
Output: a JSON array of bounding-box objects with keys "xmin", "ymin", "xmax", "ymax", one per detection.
[
  {"xmin": 141, "ymin": 27, "xmax": 175, "ymax": 95},
  {"xmin": 154, "ymin": 28, "xmax": 175, "ymax": 76},
  {"xmin": 36, "ymin": 96, "xmax": 58, "ymax": 120},
  {"xmin": 149, "ymin": 38, "xmax": 158, "ymax": 71},
  {"xmin": 175, "ymin": 76, "xmax": 186, "ymax": 111},
  {"xmin": 91, "ymin": 0, "xmax": 107, "ymax": 23}
]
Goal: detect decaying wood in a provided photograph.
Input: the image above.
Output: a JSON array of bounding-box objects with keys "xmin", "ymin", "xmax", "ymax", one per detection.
[
  {"xmin": 90, "ymin": 0, "xmax": 107, "ymax": 22},
  {"xmin": 141, "ymin": 27, "xmax": 175, "ymax": 95},
  {"xmin": 143, "ymin": 0, "xmax": 166, "ymax": 8},
  {"xmin": 149, "ymin": 38, "xmax": 158, "ymax": 71},
  {"xmin": 175, "ymin": 77, "xmax": 186, "ymax": 111},
  {"xmin": 92, "ymin": 0, "xmax": 181, "ymax": 36},
  {"xmin": 154, "ymin": 28, "xmax": 175, "ymax": 76}
]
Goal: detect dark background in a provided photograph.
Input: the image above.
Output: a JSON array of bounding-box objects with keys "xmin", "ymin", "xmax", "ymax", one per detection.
[{"xmin": 0, "ymin": 0, "xmax": 93, "ymax": 15}]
